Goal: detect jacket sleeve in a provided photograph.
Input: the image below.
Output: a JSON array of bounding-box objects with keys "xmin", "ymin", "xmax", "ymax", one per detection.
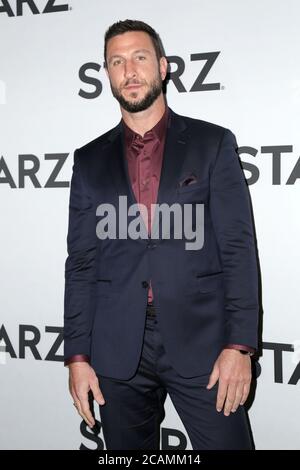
[
  {"xmin": 209, "ymin": 129, "xmax": 259, "ymax": 349},
  {"xmin": 63, "ymin": 149, "xmax": 97, "ymax": 363}
]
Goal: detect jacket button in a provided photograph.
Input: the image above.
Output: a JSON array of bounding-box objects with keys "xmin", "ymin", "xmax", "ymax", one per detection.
[
  {"xmin": 147, "ymin": 242, "xmax": 157, "ymax": 249},
  {"xmin": 142, "ymin": 281, "xmax": 149, "ymax": 288}
]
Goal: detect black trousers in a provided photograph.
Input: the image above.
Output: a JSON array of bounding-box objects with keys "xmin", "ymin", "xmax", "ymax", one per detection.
[{"xmin": 97, "ymin": 304, "xmax": 253, "ymax": 450}]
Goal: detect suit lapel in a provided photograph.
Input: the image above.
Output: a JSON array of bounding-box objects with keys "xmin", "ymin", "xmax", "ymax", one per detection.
[
  {"xmin": 106, "ymin": 121, "xmax": 137, "ymax": 208},
  {"xmin": 156, "ymin": 107, "xmax": 188, "ymax": 206}
]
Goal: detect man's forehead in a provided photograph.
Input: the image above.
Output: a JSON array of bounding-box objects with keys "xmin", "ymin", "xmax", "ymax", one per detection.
[{"xmin": 107, "ymin": 31, "xmax": 154, "ymax": 55}]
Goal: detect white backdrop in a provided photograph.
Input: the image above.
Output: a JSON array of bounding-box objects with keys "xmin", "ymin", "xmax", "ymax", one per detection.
[{"xmin": 0, "ymin": 0, "xmax": 299, "ymax": 450}]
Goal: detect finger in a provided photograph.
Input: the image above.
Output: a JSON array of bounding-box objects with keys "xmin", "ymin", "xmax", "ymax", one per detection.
[
  {"xmin": 78, "ymin": 395, "xmax": 95, "ymax": 428},
  {"xmin": 216, "ymin": 380, "xmax": 228, "ymax": 412},
  {"xmin": 231, "ymin": 382, "xmax": 244, "ymax": 412},
  {"xmin": 72, "ymin": 386, "xmax": 95, "ymax": 428},
  {"xmin": 80, "ymin": 412, "xmax": 94, "ymax": 428},
  {"xmin": 72, "ymin": 397, "xmax": 83, "ymax": 415},
  {"xmin": 71, "ymin": 390, "xmax": 81, "ymax": 410},
  {"xmin": 77, "ymin": 405, "xmax": 95, "ymax": 428},
  {"xmin": 207, "ymin": 365, "xmax": 219, "ymax": 390},
  {"xmin": 90, "ymin": 378, "xmax": 105, "ymax": 406},
  {"xmin": 223, "ymin": 382, "xmax": 237, "ymax": 416},
  {"xmin": 240, "ymin": 381, "xmax": 251, "ymax": 406},
  {"xmin": 73, "ymin": 391, "xmax": 95, "ymax": 428},
  {"xmin": 73, "ymin": 400, "xmax": 84, "ymax": 418}
]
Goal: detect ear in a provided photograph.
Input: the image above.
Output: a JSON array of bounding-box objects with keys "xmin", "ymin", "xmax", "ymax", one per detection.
[{"xmin": 159, "ymin": 56, "xmax": 168, "ymax": 81}]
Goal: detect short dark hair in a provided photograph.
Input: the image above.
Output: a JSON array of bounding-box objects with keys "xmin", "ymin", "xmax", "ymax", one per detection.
[{"xmin": 104, "ymin": 19, "xmax": 165, "ymax": 68}]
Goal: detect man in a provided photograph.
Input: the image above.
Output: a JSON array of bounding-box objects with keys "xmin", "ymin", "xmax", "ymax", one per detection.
[{"xmin": 64, "ymin": 19, "xmax": 259, "ymax": 450}]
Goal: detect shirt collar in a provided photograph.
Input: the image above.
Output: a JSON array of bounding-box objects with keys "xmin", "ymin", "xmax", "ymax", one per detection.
[{"xmin": 122, "ymin": 105, "xmax": 169, "ymax": 149}]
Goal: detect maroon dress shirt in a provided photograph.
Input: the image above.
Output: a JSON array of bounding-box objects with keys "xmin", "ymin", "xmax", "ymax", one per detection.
[{"xmin": 123, "ymin": 106, "xmax": 169, "ymax": 304}]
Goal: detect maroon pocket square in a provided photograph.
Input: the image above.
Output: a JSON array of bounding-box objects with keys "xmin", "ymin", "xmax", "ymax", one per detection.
[{"xmin": 179, "ymin": 173, "xmax": 198, "ymax": 187}]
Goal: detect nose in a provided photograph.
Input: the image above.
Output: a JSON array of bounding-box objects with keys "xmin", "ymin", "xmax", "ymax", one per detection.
[{"xmin": 124, "ymin": 59, "xmax": 137, "ymax": 80}]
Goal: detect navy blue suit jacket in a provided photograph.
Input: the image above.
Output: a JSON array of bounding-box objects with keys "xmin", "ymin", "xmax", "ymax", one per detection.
[{"xmin": 64, "ymin": 107, "xmax": 259, "ymax": 379}]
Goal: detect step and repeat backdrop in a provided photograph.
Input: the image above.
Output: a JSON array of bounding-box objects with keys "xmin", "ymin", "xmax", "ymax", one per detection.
[{"xmin": 0, "ymin": 0, "xmax": 299, "ymax": 450}]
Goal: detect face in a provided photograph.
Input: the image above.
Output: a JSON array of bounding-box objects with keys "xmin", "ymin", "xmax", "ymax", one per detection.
[{"xmin": 105, "ymin": 31, "xmax": 167, "ymax": 113}]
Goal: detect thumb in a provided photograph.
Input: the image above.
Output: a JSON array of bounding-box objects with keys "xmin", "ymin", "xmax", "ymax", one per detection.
[
  {"xmin": 206, "ymin": 363, "xmax": 219, "ymax": 389},
  {"xmin": 90, "ymin": 380, "xmax": 105, "ymax": 406}
]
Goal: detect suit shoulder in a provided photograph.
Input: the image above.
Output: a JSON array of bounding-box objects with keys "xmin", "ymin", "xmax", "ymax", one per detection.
[{"xmin": 173, "ymin": 110, "xmax": 233, "ymax": 141}]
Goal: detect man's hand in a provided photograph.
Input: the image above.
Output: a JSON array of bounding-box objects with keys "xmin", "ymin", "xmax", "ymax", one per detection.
[
  {"xmin": 68, "ymin": 362, "xmax": 105, "ymax": 428},
  {"xmin": 206, "ymin": 349, "xmax": 251, "ymax": 416}
]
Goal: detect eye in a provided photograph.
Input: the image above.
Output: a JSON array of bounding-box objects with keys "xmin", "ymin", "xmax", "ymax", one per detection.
[
  {"xmin": 136, "ymin": 55, "xmax": 146, "ymax": 61},
  {"xmin": 112, "ymin": 59, "xmax": 122, "ymax": 66}
]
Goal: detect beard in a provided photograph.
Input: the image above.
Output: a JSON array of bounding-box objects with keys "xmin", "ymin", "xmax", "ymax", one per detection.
[{"xmin": 110, "ymin": 73, "xmax": 163, "ymax": 113}]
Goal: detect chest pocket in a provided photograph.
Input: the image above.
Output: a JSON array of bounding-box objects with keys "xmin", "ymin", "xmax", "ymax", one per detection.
[{"xmin": 176, "ymin": 178, "xmax": 209, "ymax": 202}]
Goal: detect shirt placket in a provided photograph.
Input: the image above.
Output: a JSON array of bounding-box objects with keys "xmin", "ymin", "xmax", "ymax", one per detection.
[{"xmin": 135, "ymin": 135, "xmax": 159, "ymax": 303}]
